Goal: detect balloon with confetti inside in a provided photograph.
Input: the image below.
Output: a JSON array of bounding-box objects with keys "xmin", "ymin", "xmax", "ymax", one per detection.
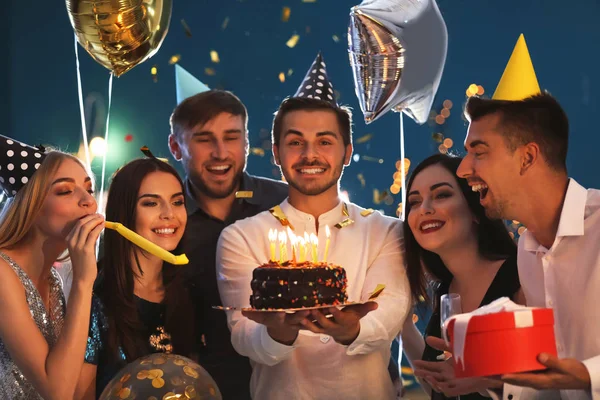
[
  {"xmin": 99, "ymin": 353, "xmax": 222, "ymax": 400},
  {"xmin": 348, "ymin": 0, "xmax": 448, "ymax": 124}
]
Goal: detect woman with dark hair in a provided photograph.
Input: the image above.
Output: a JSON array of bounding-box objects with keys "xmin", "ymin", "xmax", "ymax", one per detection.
[
  {"xmin": 75, "ymin": 157, "xmax": 197, "ymax": 399},
  {"xmin": 401, "ymin": 154, "xmax": 523, "ymax": 399}
]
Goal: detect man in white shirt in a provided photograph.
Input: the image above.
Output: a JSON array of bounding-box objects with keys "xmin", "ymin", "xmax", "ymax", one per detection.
[
  {"xmin": 454, "ymin": 41, "xmax": 599, "ymax": 399},
  {"xmin": 215, "ymin": 53, "xmax": 411, "ymax": 399}
]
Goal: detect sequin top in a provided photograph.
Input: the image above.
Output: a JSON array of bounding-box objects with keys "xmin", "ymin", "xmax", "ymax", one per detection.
[
  {"xmin": 85, "ymin": 292, "xmax": 172, "ymax": 398},
  {"xmin": 0, "ymin": 251, "xmax": 66, "ymax": 399}
]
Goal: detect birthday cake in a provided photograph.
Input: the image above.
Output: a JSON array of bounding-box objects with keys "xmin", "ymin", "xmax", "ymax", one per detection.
[{"xmin": 250, "ymin": 261, "xmax": 348, "ymax": 310}]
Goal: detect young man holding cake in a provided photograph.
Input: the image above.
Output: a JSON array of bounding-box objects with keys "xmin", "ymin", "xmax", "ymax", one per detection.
[
  {"xmin": 419, "ymin": 35, "xmax": 600, "ymax": 400},
  {"xmin": 216, "ymin": 53, "xmax": 411, "ymax": 399}
]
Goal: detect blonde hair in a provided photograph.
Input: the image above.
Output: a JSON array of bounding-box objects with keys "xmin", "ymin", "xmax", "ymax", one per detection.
[{"xmin": 0, "ymin": 151, "xmax": 91, "ymax": 250}]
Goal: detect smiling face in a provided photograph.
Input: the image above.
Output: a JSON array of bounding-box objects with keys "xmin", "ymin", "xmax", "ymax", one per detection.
[
  {"xmin": 134, "ymin": 171, "xmax": 187, "ymax": 252},
  {"xmin": 457, "ymin": 112, "xmax": 522, "ymax": 220},
  {"xmin": 407, "ymin": 164, "xmax": 477, "ymax": 254},
  {"xmin": 273, "ymin": 109, "xmax": 352, "ymax": 197},
  {"xmin": 35, "ymin": 158, "xmax": 97, "ymax": 239},
  {"xmin": 169, "ymin": 112, "xmax": 248, "ymax": 199}
]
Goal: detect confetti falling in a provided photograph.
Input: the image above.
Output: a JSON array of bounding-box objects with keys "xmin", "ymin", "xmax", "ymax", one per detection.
[
  {"xmin": 222, "ymin": 17, "xmax": 230, "ymax": 30},
  {"xmin": 332, "ymin": 35, "xmax": 340, "ymax": 42},
  {"xmin": 210, "ymin": 50, "xmax": 220, "ymax": 63},
  {"xmin": 356, "ymin": 133, "xmax": 373, "ymax": 144},
  {"xmin": 443, "ymin": 138, "xmax": 454, "ymax": 148},
  {"xmin": 250, "ymin": 148, "xmax": 265, "ymax": 157},
  {"xmin": 180, "ymin": 19, "xmax": 192, "ymax": 37},
  {"xmin": 477, "ymin": 85, "xmax": 485, "ymax": 95},
  {"xmin": 390, "ymin": 184, "xmax": 400, "ymax": 195},
  {"xmin": 278, "ymin": 72, "xmax": 285, "ymax": 83},
  {"xmin": 286, "ymin": 34, "xmax": 300, "ymax": 48},
  {"xmin": 466, "ymin": 83, "xmax": 479, "ymax": 97},
  {"xmin": 287, "ymin": 69, "xmax": 294, "ymax": 76},
  {"xmin": 432, "ymin": 132, "xmax": 444, "ymax": 143},
  {"xmin": 150, "ymin": 65, "xmax": 158, "ymax": 83},
  {"xmin": 443, "ymin": 99, "xmax": 453, "ymax": 109},
  {"xmin": 357, "ymin": 173, "xmax": 366, "ymax": 188},
  {"xmin": 168, "ymin": 54, "xmax": 181, "ymax": 65},
  {"xmin": 281, "ymin": 6, "xmax": 291, "ymax": 22},
  {"xmin": 362, "ymin": 155, "xmax": 384, "ymax": 164},
  {"xmin": 438, "ymin": 144, "xmax": 448, "ymax": 154},
  {"xmin": 204, "ymin": 68, "xmax": 216, "ymax": 76},
  {"xmin": 124, "ymin": 134, "xmax": 133, "ymax": 142}
]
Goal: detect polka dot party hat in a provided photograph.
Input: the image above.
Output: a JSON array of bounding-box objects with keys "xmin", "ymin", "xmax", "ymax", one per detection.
[
  {"xmin": 293, "ymin": 52, "xmax": 337, "ymax": 106},
  {"xmin": 0, "ymin": 134, "xmax": 47, "ymax": 197}
]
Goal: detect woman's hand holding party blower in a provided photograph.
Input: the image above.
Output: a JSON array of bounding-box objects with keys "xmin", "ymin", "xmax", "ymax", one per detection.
[{"xmin": 104, "ymin": 221, "xmax": 189, "ymax": 265}]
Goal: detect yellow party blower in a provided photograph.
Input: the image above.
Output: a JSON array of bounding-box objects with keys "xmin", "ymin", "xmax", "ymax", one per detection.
[{"xmin": 104, "ymin": 221, "xmax": 189, "ymax": 265}]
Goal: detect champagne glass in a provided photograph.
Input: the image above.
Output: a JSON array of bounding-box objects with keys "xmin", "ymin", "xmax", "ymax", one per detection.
[{"xmin": 440, "ymin": 293, "xmax": 462, "ymax": 330}]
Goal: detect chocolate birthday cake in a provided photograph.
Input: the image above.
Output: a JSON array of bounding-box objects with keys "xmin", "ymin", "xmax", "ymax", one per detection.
[{"xmin": 250, "ymin": 261, "xmax": 348, "ymax": 310}]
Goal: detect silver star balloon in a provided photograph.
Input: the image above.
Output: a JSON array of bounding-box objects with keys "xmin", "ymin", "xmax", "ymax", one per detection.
[{"xmin": 348, "ymin": 0, "xmax": 448, "ymax": 124}]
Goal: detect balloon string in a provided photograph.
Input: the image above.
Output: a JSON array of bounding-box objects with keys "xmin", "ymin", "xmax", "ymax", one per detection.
[
  {"xmin": 98, "ymin": 73, "xmax": 113, "ymax": 217},
  {"xmin": 74, "ymin": 35, "xmax": 91, "ymax": 172},
  {"xmin": 400, "ymin": 113, "xmax": 406, "ymax": 221}
]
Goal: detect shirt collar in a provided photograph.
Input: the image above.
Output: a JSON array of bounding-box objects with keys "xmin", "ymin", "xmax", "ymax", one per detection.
[
  {"xmin": 279, "ymin": 198, "xmax": 345, "ymax": 224},
  {"xmin": 184, "ymin": 171, "xmax": 261, "ymax": 215},
  {"xmin": 521, "ymin": 178, "xmax": 587, "ymax": 252}
]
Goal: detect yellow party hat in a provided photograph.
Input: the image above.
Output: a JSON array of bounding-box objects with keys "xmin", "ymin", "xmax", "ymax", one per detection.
[{"xmin": 492, "ymin": 34, "xmax": 541, "ymax": 100}]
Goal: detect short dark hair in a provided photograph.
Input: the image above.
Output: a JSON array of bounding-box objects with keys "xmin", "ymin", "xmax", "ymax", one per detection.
[
  {"xmin": 271, "ymin": 97, "xmax": 353, "ymax": 147},
  {"xmin": 403, "ymin": 154, "xmax": 517, "ymax": 305},
  {"xmin": 170, "ymin": 90, "xmax": 248, "ymax": 137},
  {"xmin": 464, "ymin": 92, "xmax": 568, "ymax": 171}
]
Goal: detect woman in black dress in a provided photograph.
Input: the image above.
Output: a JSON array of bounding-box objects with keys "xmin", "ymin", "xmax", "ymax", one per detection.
[
  {"xmin": 401, "ymin": 154, "xmax": 523, "ymax": 399},
  {"xmin": 75, "ymin": 157, "xmax": 197, "ymax": 399}
]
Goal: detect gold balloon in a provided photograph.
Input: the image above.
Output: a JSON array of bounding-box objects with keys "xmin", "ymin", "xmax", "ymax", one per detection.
[{"xmin": 65, "ymin": 0, "xmax": 172, "ymax": 77}]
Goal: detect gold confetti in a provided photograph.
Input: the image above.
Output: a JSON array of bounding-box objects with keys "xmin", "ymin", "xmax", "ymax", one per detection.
[
  {"xmin": 443, "ymin": 99, "xmax": 453, "ymax": 109},
  {"xmin": 286, "ymin": 34, "xmax": 300, "ymax": 48},
  {"xmin": 181, "ymin": 19, "xmax": 192, "ymax": 37},
  {"xmin": 332, "ymin": 35, "xmax": 340, "ymax": 42},
  {"xmin": 209, "ymin": 387, "xmax": 217, "ymax": 396},
  {"xmin": 235, "ymin": 191, "xmax": 253, "ymax": 198},
  {"xmin": 435, "ymin": 115, "xmax": 445, "ymax": 125},
  {"xmin": 368, "ymin": 284, "xmax": 386, "ymax": 299},
  {"xmin": 357, "ymin": 173, "xmax": 366, "ymax": 188},
  {"xmin": 140, "ymin": 359, "xmax": 152, "ymax": 365},
  {"xmin": 356, "ymin": 133, "xmax": 373, "ymax": 144},
  {"xmin": 466, "ymin": 83, "xmax": 478, "ymax": 97},
  {"xmin": 210, "ymin": 50, "xmax": 220, "ymax": 63},
  {"xmin": 205, "ymin": 67, "xmax": 216, "ymax": 76},
  {"xmin": 136, "ymin": 370, "xmax": 149, "ymax": 379},
  {"xmin": 173, "ymin": 358, "xmax": 186, "ymax": 366},
  {"xmin": 250, "ymin": 147, "xmax": 265, "ymax": 156},
  {"xmin": 361, "ymin": 209, "xmax": 374, "ymax": 217},
  {"xmin": 168, "ymin": 54, "xmax": 181, "ymax": 65},
  {"xmin": 395, "ymin": 158, "xmax": 410, "ymax": 171},
  {"xmin": 287, "ymin": 68, "xmax": 293, "ymax": 76},
  {"xmin": 412, "ymin": 314, "xmax": 419, "ymax": 323},
  {"xmin": 443, "ymin": 138, "xmax": 454, "ymax": 148},
  {"xmin": 517, "ymin": 226, "xmax": 526, "ymax": 235},
  {"xmin": 150, "ymin": 65, "xmax": 158, "ymax": 83},
  {"xmin": 432, "ymin": 132, "xmax": 444, "ymax": 143},
  {"xmin": 390, "ymin": 184, "xmax": 401, "ymax": 195},
  {"xmin": 120, "ymin": 373, "xmax": 131, "ymax": 383},
  {"xmin": 281, "ymin": 6, "xmax": 291, "ymax": 22},
  {"xmin": 373, "ymin": 189, "xmax": 380, "ymax": 204},
  {"xmin": 441, "ymin": 108, "xmax": 450, "ymax": 118},
  {"xmin": 163, "ymin": 392, "xmax": 178, "ymax": 400},
  {"xmin": 185, "ymin": 385, "xmax": 198, "ymax": 399},
  {"xmin": 512, "ymin": 220, "xmax": 520, "ymax": 225},
  {"xmin": 152, "ymin": 377, "xmax": 165, "ymax": 388},
  {"xmin": 183, "ymin": 366, "xmax": 199, "ymax": 379},
  {"xmin": 438, "ymin": 144, "xmax": 449, "ymax": 154},
  {"xmin": 477, "ymin": 85, "xmax": 485, "ymax": 95},
  {"xmin": 222, "ymin": 16, "xmax": 230, "ymax": 30},
  {"xmin": 148, "ymin": 369, "xmax": 164, "ymax": 379},
  {"xmin": 118, "ymin": 388, "xmax": 131, "ymax": 399},
  {"xmin": 418, "ymin": 295, "xmax": 426, "ymax": 302},
  {"xmin": 362, "ymin": 155, "xmax": 384, "ymax": 164},
  {"xmin": 509, "ymin": 231, "xmax": 515, "ymax": 239},
  {"xmin": 278, "ymin": 72, "xmax": 285, "ymax": 83}
]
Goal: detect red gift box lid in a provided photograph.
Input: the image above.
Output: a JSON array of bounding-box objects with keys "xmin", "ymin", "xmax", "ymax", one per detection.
[{"xmin": 464, "ymin": 308, "xmax": 554, "ymax": 333}]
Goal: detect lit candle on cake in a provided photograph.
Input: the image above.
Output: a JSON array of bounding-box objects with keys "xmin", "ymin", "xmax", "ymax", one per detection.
[
  {"xmin": 268, "ymin": 229, "xmax": 277, "ymax": 261},
  {"xmin": 297, "ymin": 237, "xmax": 306, "ymax": 262},
  {"xmin": 323, "ymin": 225, "xmax": 331, "ymax": 262},
  {"xmin": 278, "ymin": 231, "xmax": 288, "ymax": 263},
  {"xmin": 287, "ymin": 227, "xmax": 297, "ymax": 263},
  {"xmin": 310, "ymin": 233, "xmax": 318, "ymax": 263}
]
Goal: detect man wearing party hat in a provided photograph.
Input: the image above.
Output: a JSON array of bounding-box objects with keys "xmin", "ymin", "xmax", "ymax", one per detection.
[
  {"xmin": 420, "ymin": 35, "xmax": 600, "ymax": 400},
  {"xmin": 215, "ymin": 53, "xmax": 411, "ymax": 399}
]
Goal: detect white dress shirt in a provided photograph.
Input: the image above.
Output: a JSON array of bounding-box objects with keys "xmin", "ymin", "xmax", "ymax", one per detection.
[
  {"xmin": 495, "ymin": 179, "xmax": 600, "ymax": 400},
  {"xmin": 216, "ymin": 199, "xmax": 411, "ymax": 400}
]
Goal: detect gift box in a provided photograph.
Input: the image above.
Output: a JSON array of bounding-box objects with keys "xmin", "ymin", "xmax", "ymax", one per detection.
[{"xmin": 445, "ymin": 299, "xmax": 557, "ymax": 378}]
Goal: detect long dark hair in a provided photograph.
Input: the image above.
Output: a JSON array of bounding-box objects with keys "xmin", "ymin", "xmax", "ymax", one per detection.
[
  {"xmin": 403, "ymin": 154, "xmax": 516, "ymax": 305},
  {"xmin": 98, "ymin": 158, "xmax": 195, "ymax": 361}
]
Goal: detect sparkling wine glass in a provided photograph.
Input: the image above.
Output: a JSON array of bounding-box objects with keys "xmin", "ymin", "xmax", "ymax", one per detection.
[{"xmin": 440, "ymin": 293, "xmax": 462, "ymax": 330}]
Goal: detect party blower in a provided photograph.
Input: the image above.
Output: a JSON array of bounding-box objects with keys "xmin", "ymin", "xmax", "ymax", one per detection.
[{"xmin": 104, "ymin": 221, "xmax": 189, "ymax": 265}]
